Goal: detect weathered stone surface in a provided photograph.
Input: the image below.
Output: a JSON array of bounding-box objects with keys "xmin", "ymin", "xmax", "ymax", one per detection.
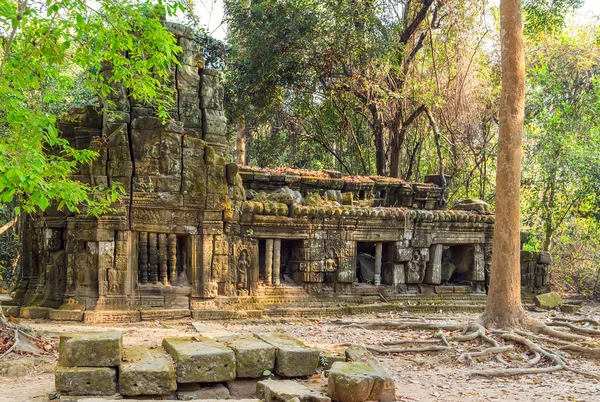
[
  {"xmin": 535, "ymin": 292, "xmax": 563, "ymax": 310},
  {"xmin": 257, "ymin": 333, "xmax": 320, "ymax": 377},
  {"xmin": 203, "ymin": 109, "xmax": 227, "ymax": 136},
  {"xmin": 227, "ymin": 378, "xmax": 267, "ymax": 399},
  {"xmin": 59, "ymin": 332, "xmax": 122, "ymax": 367},
  {"xmin": 328, "ymin": 362, "xmax": 387, "ymax": 402},
  {"xmin": 319, "ymin": 353, "xmax": 346, "ymax": 371},
  {"xmin": 177, "ymin": 383, "xmax": 230, "ymax": 400},
  {"xmin": 119, "ymin": 346, "xmax": 177, "ymax": 396},
  {"xmin": 55, "ymin": 366, "xmax": 117, "ymax": 396},
  {"xmin": 219, "ymin": 334, "xmax": 275, "ymax": 378},
  {"xmin": 256, "ymin": 379, "xmax": 331, "ymax": 402},
  {"xmin": 162, "ymin": 336, "xmax": 236, "ymax": 383},
  {"xmin": 344, "ymin": 346, "xmax": 395, "ymax": 402}
]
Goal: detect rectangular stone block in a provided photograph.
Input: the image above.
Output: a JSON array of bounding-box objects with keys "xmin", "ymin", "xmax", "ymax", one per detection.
[
  {"xmin": 257, "ymin": 333, "xmax": 319, "ymax": 377},
  {"xmin": 219, "ymin": 335, "xmax": 275, "ymax": 378},
  {"xmin": 119, "ymin": 346, "xmax": 177, "ymax": 396},
  {"xmin": 59, "ymin": 332, "xmax": 122, "ymax": 367},
  {"xmin": 162, "ymin": 336, "xmax": 236, "ymax": 383},
  {"xmin": 55, "ymin": 366, "xmax": 117, "ymax": 396},
  {"xmin": 203, "ymin": 109, "xmax": 227, "ymax": 136}
]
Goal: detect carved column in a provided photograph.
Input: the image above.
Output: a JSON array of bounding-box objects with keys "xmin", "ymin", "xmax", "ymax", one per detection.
[
  {"xmin": 273, "ymin": 239, "xmax": 281, "ymax": 286},
  {"xmin": 374, "ymin": 242, "xmax": 382, "ymax": 286},
  {"xmin": 425, "ymin": 244, "xmax": 443, "ymax": 285},
  {"xmin": 139, "ymin": 232, "xmax": 149, "ymax": 284},
  {"xmin": 148, "ymin": 233, "xmax": 158, "ymax": 284},
  {"xmin": 472, "ymin": 243, "xmax": 485, "ymax": 281},
  {"xmin": 168, "ymin": 234, "xmax": 177, "ymax": 284},
  {"xmin": 158, "ymin": 234, "xmax": 168, "ymax": 285},
  {"xmin": 265, "ymin": 239, "xmax": 274, "ymax": 286}
]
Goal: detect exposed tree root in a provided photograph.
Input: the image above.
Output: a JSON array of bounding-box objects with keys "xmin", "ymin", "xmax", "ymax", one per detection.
[
  {"xmin": 0, "ymin": 302, "xmax": 45, "ymax": 358},
  {"xmin": 333, "ymin": 314, "xmax": 600, "ymax": 379}
]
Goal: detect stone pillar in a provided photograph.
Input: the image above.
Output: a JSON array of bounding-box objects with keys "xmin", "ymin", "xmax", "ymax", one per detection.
[
  {"xmin": 471, "ymin": 243, "xmax": 485, "ymax": 281},
  {"xmin": 374, "ymin": 242, "xmax": 382, "ymax": 286},
  {"xmin": 168, "ymin": 234, "xmax": 177, "ymax": 284},
  {"xmin": 273, "ymin": 239, "xmax": 281, "ymax": 286},
  {"xmin": 425, "ymin": 244, "xmax": 443, "ymax": 285},
  {"xmin": 265, "ymin": 239, "xmax": 274, "ymax": 286},
  {"xmin": 148, "ymin": 233, "xmax": 158, "ymax": 284},
  {"xmin": 158, "ymin": 234, "xmax": 168, "ymax": 285},
  {"xmin": 139, "ymin": 232, "xmax": 149, "ymax": 284}
]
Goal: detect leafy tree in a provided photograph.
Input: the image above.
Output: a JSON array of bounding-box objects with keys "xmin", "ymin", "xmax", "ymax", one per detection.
[
  {"xmin": 0, "ymin": 0, "xmax": 185, "ymax": 216},
  {"xmin": 523, "ymin": 0, "xmax": 584, "ymax": 36}
]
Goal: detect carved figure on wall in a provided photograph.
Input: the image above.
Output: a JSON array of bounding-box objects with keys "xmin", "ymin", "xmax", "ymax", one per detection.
[
  {"xmin": 407, "ymin": 250, "xmax": 426, "ymax": 283},
  {"xmin": 75, "ymin": 249, "xmax": 92, "ymax": 286},
  {"xmin": 108, "ymin": 268, "xmax": 120, "ymax": 293},
  {"xmin": 325, "ymin": 248, "xmax": 338, "ymax": 273},
  {"xmin": 237, "ymin": 249, "xmax": 250, "ymax": 291}
]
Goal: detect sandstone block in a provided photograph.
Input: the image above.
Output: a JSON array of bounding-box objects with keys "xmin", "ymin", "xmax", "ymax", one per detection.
[
  {"xmin": 256, "ymin": 379, "xmax": 331, "ymax": 402},
  {"xmin": 534, "ymin": 291, "xmax": 563, "ymax": 310},
  {"xmin": 59, "ymin": 332, "xmax": 122, "ymax": 367},
  {"xmin": 328, "ymin": 362, "xmax": 387, "ymax": 402},
  {"xmin": 227, "ymin": 378, "xmax": 267, "ymax": 399},
  {"xmin": 319, "ymin": 353, "xmax": 346, "ymax": 371},
  {"xmin": 220, "ymin": 335, "xmax": 275, "ymax": 378},
  {"xmin": 119, "ymin": 346, "xmax": 177, "ymax": 396},
  {"xmin": 177, "ymin": 383, "xmax": 230, "ymax": 400},
  {"xmin": 257, "ymin": 333, "xmax": 319, "ymax": 377},
  {"xmin": 344, "ymin": 345, "xmax": 395, "ymax": 402},
  {"xmin": 55, "ymin": 366, "xmax": 116, "ymax": 396},
  {"xmin": 161, "ymin": 336, "xmax": 235, "ymax": 383}
]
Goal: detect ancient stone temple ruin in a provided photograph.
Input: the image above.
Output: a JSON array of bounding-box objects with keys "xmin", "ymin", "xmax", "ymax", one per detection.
[{"xmin": 11, "ymin": 22, "xmax": 550, "ymax": 322}]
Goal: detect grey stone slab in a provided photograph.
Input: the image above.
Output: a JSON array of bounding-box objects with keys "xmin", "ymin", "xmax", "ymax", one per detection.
[
  {"xmin": 257, "ymin": 333, "xmax": 319, "ymax": 377},
  {"xmin": 162, "ymin": 336, "xmax": 235, "ymax": 383},
  {"xmin": 219, "ymin": 334, "xmax": 275, "ymax": 378},
  {"xmin": 58, "ymin": 332, "xmax": 122, "ymax": 367},
  {"xmin": 55, "ymin": 366, "xmax": 117, "ymax": 396},
  {"xmin": 257, "ymin": 379, "xmax": 330, "ymax": 402},
  {"xmin": 119, "ymin": 346, "xmax": 177, "ymax": 396}
]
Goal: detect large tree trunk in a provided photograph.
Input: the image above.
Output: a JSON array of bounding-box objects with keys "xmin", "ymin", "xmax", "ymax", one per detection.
[
  {"xmin": 370, "ymin": 104, "xmax": 387, "ymax": 176},
  {"xmin": 481, "ymin": 0, "xmax": 526, "ymax": 328},
  {"xmin": 236, "ymin": 117, "xmax": 247, "ymax": 166}
]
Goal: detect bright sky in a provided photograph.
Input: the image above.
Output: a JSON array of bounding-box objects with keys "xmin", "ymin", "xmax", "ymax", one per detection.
[{"xmin": 196, "ymin": 0, "xmax": 600, "ymax": 42}]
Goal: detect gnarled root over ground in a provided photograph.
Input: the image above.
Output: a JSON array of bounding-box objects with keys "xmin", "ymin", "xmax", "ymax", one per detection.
[{"xmin": 331, "ymin": 315, "xmax": 600, "ymax": 379}]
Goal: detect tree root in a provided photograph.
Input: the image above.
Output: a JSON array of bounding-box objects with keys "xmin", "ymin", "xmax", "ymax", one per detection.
[
  {"xmin": 333, "ymin": 315, "xmax": 600, "ymax": 379},
  {"xmin": 0, "ymin": 302, "xmax": 44, "ymax": 358}
]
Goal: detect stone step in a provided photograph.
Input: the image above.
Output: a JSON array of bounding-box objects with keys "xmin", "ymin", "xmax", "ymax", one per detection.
[
  {"xmin": 162, "ymin": 336, "xmax": 236, "ymax": 383},
  {"xmin": 257, "ymin": 333, "xmax": 320, "ymax": 377},
  {"xmin": 119, "ymin": 345, "xmax": 177, "ymax": 396}
]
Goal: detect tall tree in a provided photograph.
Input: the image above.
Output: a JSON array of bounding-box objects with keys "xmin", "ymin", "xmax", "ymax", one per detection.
[{"xmin": 481, "ymin": 0, "xmax": 526, "ymax": 327}]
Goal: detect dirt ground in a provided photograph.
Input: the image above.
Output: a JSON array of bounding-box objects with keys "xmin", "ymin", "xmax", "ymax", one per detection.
[{"xmin": 1, "ymin": 308, "xmax": 599, "ymax": 402}]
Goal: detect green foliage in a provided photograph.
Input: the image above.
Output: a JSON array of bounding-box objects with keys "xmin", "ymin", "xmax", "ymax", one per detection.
[
  {"xmin": 524, "ymin": 0, "xmax": 584, "ymax": 36},
  {"xmin": 0, "ymin": 0, "xmax": 185, "ymax": 215}
]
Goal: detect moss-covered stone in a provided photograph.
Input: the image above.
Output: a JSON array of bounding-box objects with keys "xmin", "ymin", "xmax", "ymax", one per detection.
[
  {"xmin": 58, "ymin": 332, "xmax": 122, "ymax": 367},
  {"xmin": 219, "ymin": 335, "xmax": 275, "ymax": 378},
  {"xmin": 534, "ymin": 291, "xmax": 563, "ymax": 310},
  {"xmin": 55, "ymin": 366, "xmax": 116, "ymax": 396},
  {"xmin": 161, "ymin": 336, "xmax": 235, "ymax": 383},
  {"xmin": 119, "ymin": 346, "xmax": 177, "ymax": 396},
  {"xmin": 257, "ymin": 333, "xmax": 319, "ymax": 377},
  {"xmin": 344, "ymin": 345, "xmax": 395, "ymax": 402},
  {"xmin": 257, "ymin": 379, "xmax": 330, "ymax": 402},
  {"xmin": 328, "ymin": 361, "xmax": 384, "ymax": 402}
]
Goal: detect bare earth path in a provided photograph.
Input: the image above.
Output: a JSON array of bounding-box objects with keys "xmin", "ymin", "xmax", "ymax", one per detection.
[{"xmin": 1, "ymin": 308, "xmax": 600, "ymax": 401}]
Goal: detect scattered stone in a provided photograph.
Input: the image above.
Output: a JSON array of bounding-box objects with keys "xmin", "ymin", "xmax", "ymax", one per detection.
[
  {"xmin": 55, "ymin": 366, "xmax": 117, "ymax": 396},
  {"xmin": 560, "ymin": 304, "xmax": 581, "ymax": 313},
  {"xmin": 219, "ymin": 334, "xmax": 275, "ymax": 378},
  {"xmin": 256, "ymin": 379, "xmax": 331, "ymax": 402},
  {"xmin": 177, "ymin": 382, "xmax": 231, "ymax": 400},
  {"xmin": 257, "ymin": 333, "xmax": 320, "ymax": 377},
  {"xmin": 534, "ymin": 291, "xmax": 563, "ymax": 310},
  {"xmin": 162, "ymin": 336, "xmax": 236, "ymax": 383},
  {"xmin": 58, "ymin": 332, "xmax": 122, "ymax": 367},
  {"xmin": 119, "ymin": 346, "xmax": 177, "ymax": 396},
  {"xmin": 344, "ymin": 346, "xmax": 395, "ymax": 402},
  {"xmin": 328, "ymin": 361, "xmax": 387, "ymax": 402},
  {"xmin": 319, "ymin": 353, "xmax": 346, "ymax": 371}
]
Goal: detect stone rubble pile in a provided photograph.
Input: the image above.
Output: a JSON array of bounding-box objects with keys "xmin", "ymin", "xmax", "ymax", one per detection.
[{"xmin": 55, "ymin": 332, "xmax": 395, "ymax": 401}]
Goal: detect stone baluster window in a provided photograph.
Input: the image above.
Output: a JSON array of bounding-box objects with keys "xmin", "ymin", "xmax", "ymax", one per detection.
[{"xmin": 138, "ymin": 232, "xmax": 180, "ymax": 286}]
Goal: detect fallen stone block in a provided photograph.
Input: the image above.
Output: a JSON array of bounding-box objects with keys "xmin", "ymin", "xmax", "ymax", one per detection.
[
  {"xmin": 344, "ymin": 345, "xmax": 395, "ymax": 402},
  {"xmin": 319, "ymin": 353, "xmax": 346, "ymax": 371},
  {"xmin": 219, "ymin": 334, "xmax": 275, "ymax": 378},
  {"xmin": 560, "ymin": 304, "xmax": 581, "ymax": 313},
  {"xmin": 177, "ymin": 383, "xmax": 230, "ymax": 400},
  {"xmin": 257, "ymin": 379, "xmax": 331, "ymax": 402},
  {"xmin": 257, "ymin": 333, "xmax": 319, "ymax": 377},
  {"xmin": 55, "ymin": 366, "xmax": 117, "ymax": 396},
  {"xmin": 59, "ymin": 332, "xmax": 122, "ymax": 367},
  {"xmin": 534, "ymin": 291, "xmax": 563, "ymax": 310},
  {"xmin": 119, "ymin": 346, "xmax": 177, "ymax": 396},
  {"xmin": 328, "ymin": 361, "xmax": 388, "ymax": 402},
  {"xmin": 162, "ymin": 336, "xmax": 235, "ymax": 383}
]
